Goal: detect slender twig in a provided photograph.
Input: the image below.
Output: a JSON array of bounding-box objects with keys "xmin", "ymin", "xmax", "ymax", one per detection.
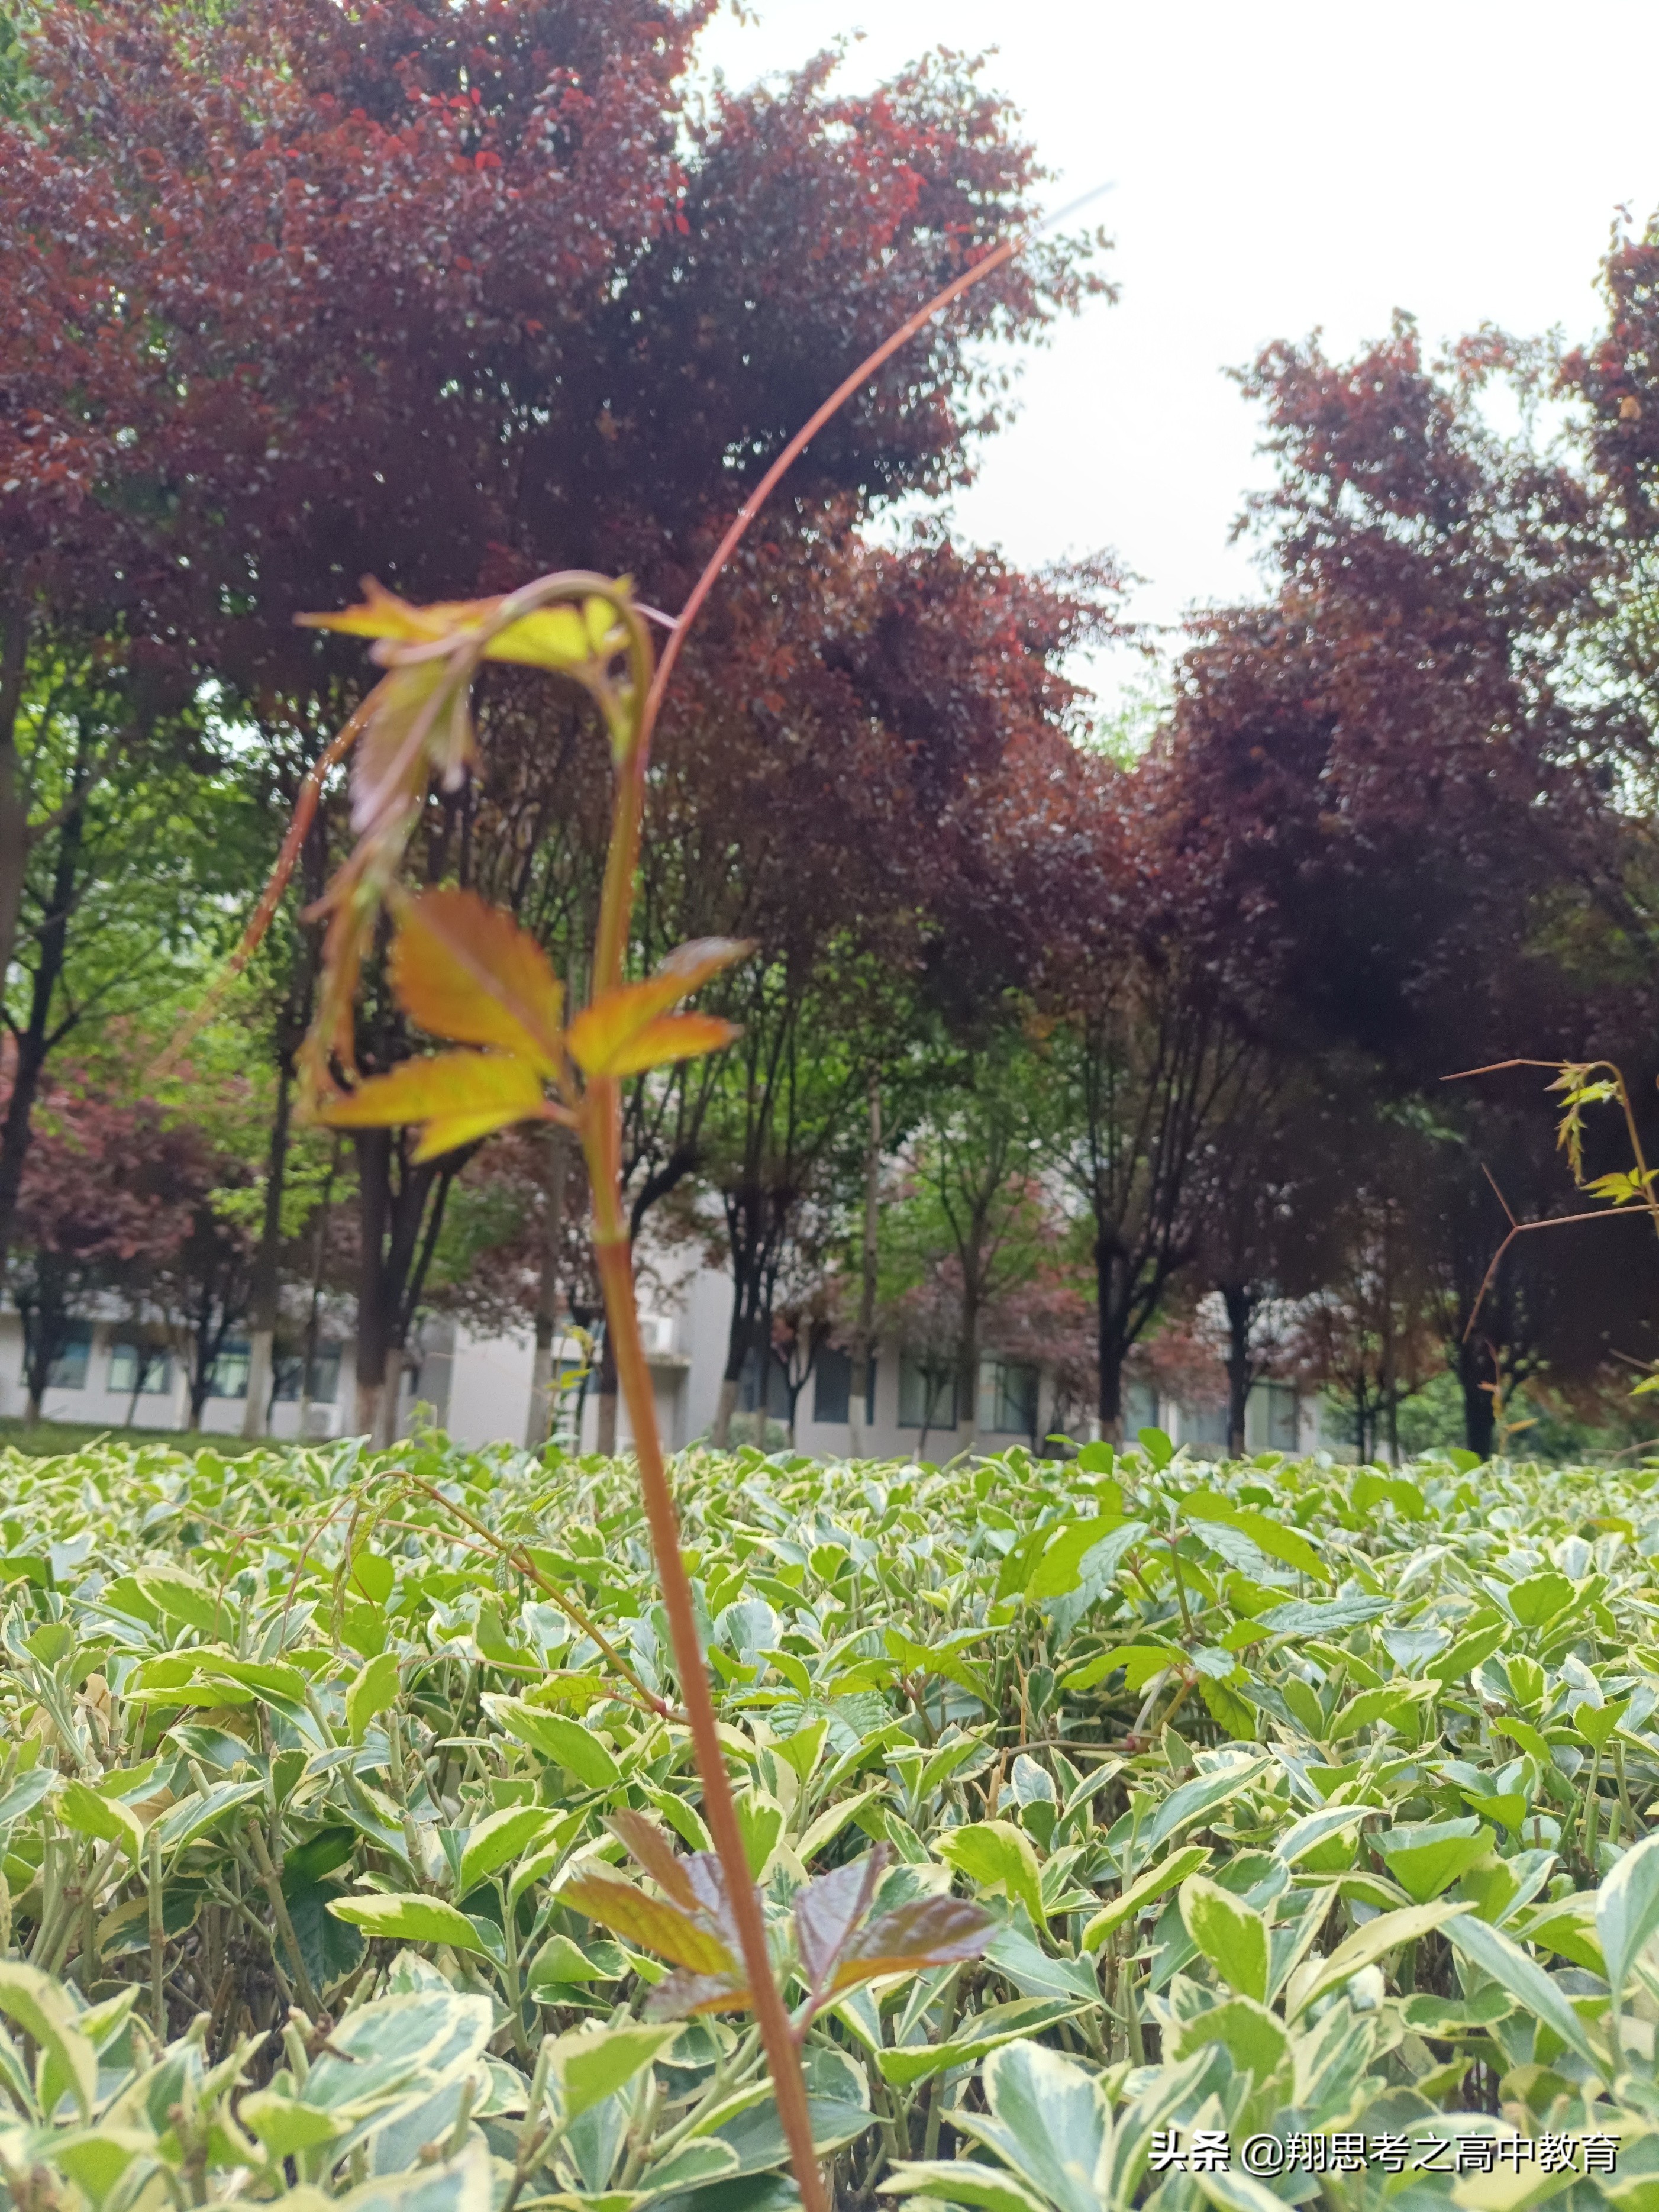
[{"xmin": 400, "ymin": 1476, "xmax": 678, "ymax": 1720}]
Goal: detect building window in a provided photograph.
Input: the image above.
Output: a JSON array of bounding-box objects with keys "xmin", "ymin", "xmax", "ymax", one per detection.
[
  {"xmin": 108, "ymin": 1342, "xmax": 172, "ymax": 1396},
  {"xmin": 272, "ymin": 1345, "xmax": 341, "ymax": 1405},
  {"xmin": 898, "ymin": 1353, "xmax": 956, "ymax": 1431},
  {"xmin": 812, "ymin": 1349, "xmax": 877, "ymax": 1426},
  {"xmin": 737, "ymin": 1346, "xmax": 792, "ymax": 1420},
  {"xmin": 1180, "ymin": 1400, "xmax": 1228, "ymax": 1451},
  {"xmin": 979, "ymin": 1357, "xmax": 1039, "ymax": 1437},
  {"xmin": 1265, "ymin": 1382, "xmax": 1299, "ymax": 1452},
  {"xmin": 46, "ymin": 1323, "xmax": 92, "ymax": 1391},
  {"xmin": 206, "ymin": 1341, "xmax": 251, "ymax": 1400},
  {"xmin": 1124, "ymin": 1381, "xmax": 1159, "ymax": 1437}
]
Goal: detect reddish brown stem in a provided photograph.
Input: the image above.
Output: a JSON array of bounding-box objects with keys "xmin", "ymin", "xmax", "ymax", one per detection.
[{"xmin": 587, "ymin": 1192, "xmax": 822, "ymax": 2212}]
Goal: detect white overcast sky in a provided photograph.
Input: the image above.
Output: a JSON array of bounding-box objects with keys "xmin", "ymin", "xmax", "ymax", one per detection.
[{"xmin": 695, "ymin": 0, "xmax": 1659, "ymax": 710}]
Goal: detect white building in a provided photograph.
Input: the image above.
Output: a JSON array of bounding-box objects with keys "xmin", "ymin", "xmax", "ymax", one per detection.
[{"xmin": 0, "ymin": 1260, "xmax": 1328, "ymax": 1458}]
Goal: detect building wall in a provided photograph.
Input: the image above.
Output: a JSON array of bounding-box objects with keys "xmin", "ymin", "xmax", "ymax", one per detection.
[{"xmin": 0, "ymin": 1268, "xmax": 1337, "ymax": 1460}]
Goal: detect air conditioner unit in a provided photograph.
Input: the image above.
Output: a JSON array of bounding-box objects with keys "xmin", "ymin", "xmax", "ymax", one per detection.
[{"xmin": 638, "ymin": 1313, "xmax": 675, "ymax": 1357}]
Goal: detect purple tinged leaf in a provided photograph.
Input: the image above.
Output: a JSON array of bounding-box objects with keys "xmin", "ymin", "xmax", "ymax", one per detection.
[
  {"xmin": 830, "ymin": 1894, "xmax": 996, "ymax": 1993},
  {"xmin": 608, "ymin": 1809, "xmax": 700, "ymax": 1913},
  {"xmin": 795, "ymin": 1845, "xmax": 892, "ymax": 1996},
  {"xmin": 645, "ymin": 1966, "xmax": 752, "ymax": 2020}
]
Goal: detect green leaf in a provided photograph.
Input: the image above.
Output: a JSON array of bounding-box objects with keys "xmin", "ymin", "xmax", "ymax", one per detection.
[
  {"xmin": 1138, "ymin": 1427, "xmax": 1176, "ymax": 1470},
  {"xmin": 347, "ymin": 1650, "xmax": 401, "ymax": 1745},
  {"xmin": 528, "ymin": 1933, "xmax": 606, "ymax": 1993},
  {"xmin": 57, "ymin": 1778, "xmax": 144, "ymax": 1863},
  {"xmin": 135, "ymin": 1571, "xmax": 227, "ymax": 1639},
  {"xmin": 241, "ymin": 2090, "xmax": 346, "ymax": 2158},
  {"xmin": 483, "ymin": 1695, "xmax": 622, "ymax": 1787},
  {"xmin": 153, "ymin": 1779, "xmax": 265, "ymax": 1854},
  {"xmin": 1428, "ymin": 1615, "xmax": 1509, "ymax": 1682},
  {"xmin": 1576, "ymin": 1696, "xmax": 1631, "ymax": 1751},
  {"xmin": 1179, "ymin": 1872, "xmax": 1269, "ymax": 2001},
  {"xmin": 1597, "ymin": 1831, "xmax": 1659, "ymax": 1999},
  {"xmin": 327, "ymin": 1892, "xmax": 489, "ymax": 1953},
  {"xmin": 0, "ymin": 1960, "xmax": 96, "ymax": 2119},
  {"xmin": 1375, "ymin": 1818, "xmax": 1494, "ymax": 1903},
  {"xmin": 47, "ymin": 2127, "xmax": 152, "ymax": 2207},
  {"xmin": 1184, "ymin": 1495, "xmax": 1327, "ymax": 1579},
  {"xmin": 1025, "ymin": 1517, "xmax": 1141, "ymax": 1601},
  {"xmin": 457, "ymin": 1804, "xmax": 554, "ymax": 1897},
  {"xmin": 550, "ymin": 2021, "xmax": 680, "ymax": 2123},
  {"xmin": 956, "ymin": 2040, "xmax": 1109, "ymax": 2212},
  {"xmin": 1080, "ymin": 1845, "xmax": 1211, "ymax": 1951},
  {"xmin": 936, "ymin": 1821, "xmax": 1046, "ymax": 1929},
  {"xmin": 1169, "ymin": 1993, "xmax": 1289, "ymax": 2080},
  {"xmin": 1144, "ymin": 1755, "xmax": 1269, "ymax": 1849},
  {"xmin": 1507, "ymin": 1571, "xmax": 1575, "ymax": 1627},
  {"xmin": 876, "ymin": 1998, "xmax": 1088, "ymax": 2087},
  {"xmin": 733, "ymin": 1790, "xmax": 785, "ymax": 1879},
  {"xmin": 1351, "ymin": 1471, "xmax": 1426, "ymax": 1519},
  {"xmin": 1442, "ymin": 1911, "xmax": 1601, "ymax": 2071},
  {"xmin": 349, "ymin": 1551, "xmax": 395, "ymax": 1606},
  {"xmin": 1289, "ymin": 1901, "xmax": 1469, "ymax": 2017},
  {"xmin": 883, "ymin": 2161, "xmax": 1050, "ymax": 2212},
  {"xmin": 1061, "ymin": 1643, "xmax": 1175, "ymax": 1694}
]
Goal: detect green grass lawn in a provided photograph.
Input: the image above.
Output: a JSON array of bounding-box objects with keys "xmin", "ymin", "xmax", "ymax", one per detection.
[{"xmin": 0, "ymin": 1413, "xmax": 293, "ymax": 1458}]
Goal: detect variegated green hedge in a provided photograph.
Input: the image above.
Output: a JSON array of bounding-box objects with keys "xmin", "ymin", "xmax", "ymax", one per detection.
[{"xmin": 1, "ymin": 1430, "xmax": 1658, "ymax": 2212}]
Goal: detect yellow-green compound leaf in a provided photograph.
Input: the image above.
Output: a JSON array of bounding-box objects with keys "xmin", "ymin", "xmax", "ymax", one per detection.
[
  {"xmin": 548, "ymin": 2021, "xmax": 680, "ymax": 2123},
  {"xmin": 390, "ymin": 889, "xmax": 564, "ymax": 1073},
  {"xmin": 1179, "ymin": 1873, "xmax": 1270, "ymax": 2002},
  {"xmin": 346, "ymin": 1651, "xmax": 401, "ymax": 1745},
  {"xmin": 327, "ymin": 1892, "xmax": 488, "ymax": 1954},
  {"xmin": 1081, "ymin": 1846, "xmax": 1211, "ymax": 1952},
  {"xmin": 483, "ymin": 1696, "xmax": 621, "ymax": 1789},
  {"xmin": 320, "ymin": 1051, "xmax": 548, "ymax": 1163},
  {"xmin": 936, "ymin": 1821, "xmax": 1045, "ymax": 1930},
  {"xmin": 0, "ymin": 1960, "xmax": 97, "ymax": 2118},
  {"xmin": 564, "ymin": 940, "xmax": 751, "ymax": 1077},
  {"xmin": 561, "ymin": 1869, "xmax": 735, "ymax": 1975}
]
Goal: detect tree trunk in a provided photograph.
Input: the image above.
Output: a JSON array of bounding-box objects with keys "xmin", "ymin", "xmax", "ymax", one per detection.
[
  {"xmin": 712, "ymin": 1188, "xmax": 770, "ymax": 1449},
  {"xmin": 298, "ymin": 1137, "xmax": 340, "ymax": 1439},
  {"xmin": 596, "ymin": 1323, "xmax": 618, "ymax": 1455},
  {"xmin": 353, "ymin": 1131, "xmax": 392, "ymax": 1439},
  {"xmin": 0, "ymin": 596, "xmax": 31, "ymax": 1023},
  {"xmin": 0, "ymin": 741, "xmax": 88, "ymax": 1276},
  {"xmin": 524, "ymin": 1126, "xmax": 568, "ymax": 1449},
  {"xmin": 241, "ymin": 1059, "xmax": 292, "ymax": 1439},
  {"xmin": 848, "ymin": 1074, "xmax": 880, "ymax": 1455},
  {"xmin": 1094, "ymin": 1237, "xmax": 1127, "ymax": 1444},
  {"xmin": 1458, "ymin": 1340, "xmax": 1496, "ymax": 1459},
  {"xmin": 1220, "ymin": 1281, "xmax": 1254, "ymax": 1459},
  {"xmin": 957, "ymin": 1271, "xmax": 982, "ymax": 1453}
]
